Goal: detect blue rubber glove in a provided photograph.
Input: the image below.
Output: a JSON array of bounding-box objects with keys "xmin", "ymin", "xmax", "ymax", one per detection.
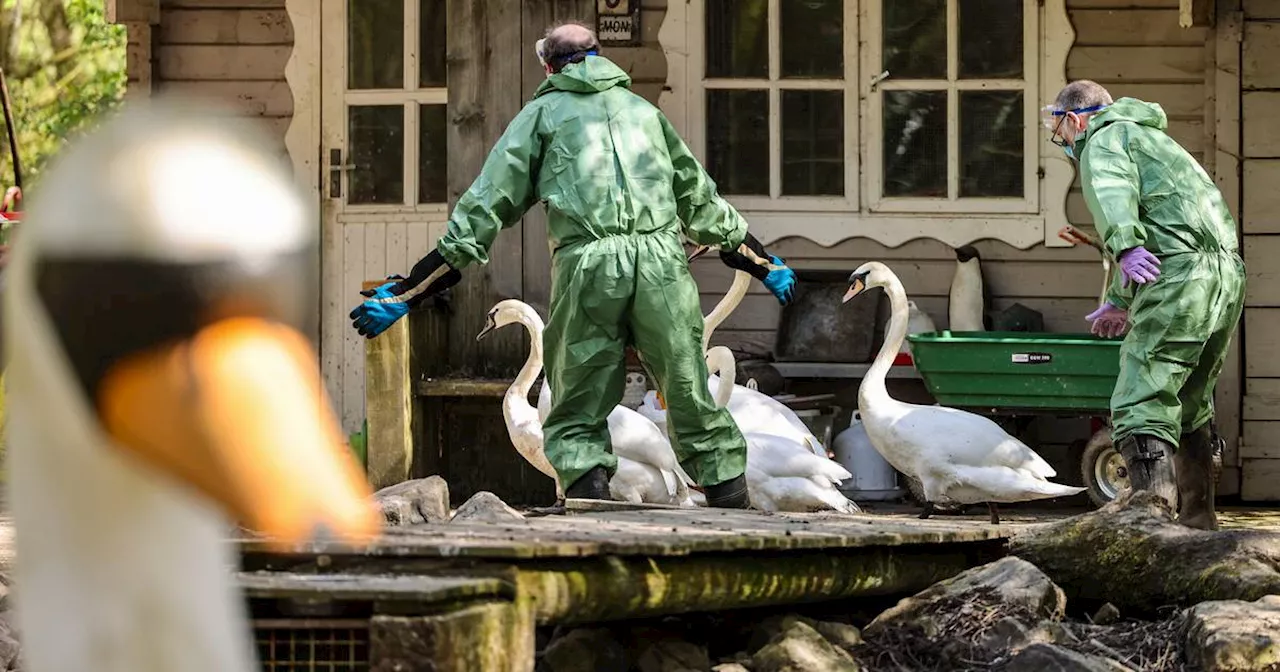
[
  {"xmin": 1118, "ymin": 246, "xmax": 1161, "ymax": 288},
  {"xmin": 762, "ymin": 255, "xmax": 797, "ymax": 305},
  {"xmin": 349, "ymin": 281, "xmax": 410, "ymax": 338},
  {"xmin": 1085, "ymin": 301, "xmax": 1128, "ymax": 339}
]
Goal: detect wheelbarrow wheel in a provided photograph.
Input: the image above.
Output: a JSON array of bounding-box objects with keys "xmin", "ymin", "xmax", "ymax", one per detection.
[
  {"xmin": 1080, "ymin": 427, "xmax": 1128, "ymax": 509},
  {"xmin": 902, "ymin": 475, "xmax": 967, "ymax": 515}
]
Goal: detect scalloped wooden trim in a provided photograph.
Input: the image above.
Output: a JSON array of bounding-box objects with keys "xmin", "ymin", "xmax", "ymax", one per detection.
[
  {"xmin": 1040, "ymin": 0, "xmax": 1074, "ymax": 248},
  {"xmin": 741, "ymin": 213, "xmax": 1045, "ymax": 250},
  {"xmin": 284, "ymin": 0, "xmax": 321, "ymax": 201}
]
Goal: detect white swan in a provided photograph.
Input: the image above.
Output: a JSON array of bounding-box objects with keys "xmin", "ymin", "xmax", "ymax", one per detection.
[
  {"xmin": 5, "ymin": 104, "xmax": 380, "ymax": 672},
  {"xmin": 480, "ymin": 299, "xmax": 699, "ymax": 506},
  {"xmin": 842, "ymin": 262, "xmax": 1087, "ymax": 524},
  {"xmin": 639, "ymin": 245, "xmax": 826, "ymax": 457},
  {"xmin": 901, "ymin": 300, "xmax": 938, "ymax": 356},
  {"xmin": 949, "ymin": 245, "xmax": 986, "ymax": 331},
  {"xmin": 705, "ymin": 347, "xmax": 861, "ymax": 514}
]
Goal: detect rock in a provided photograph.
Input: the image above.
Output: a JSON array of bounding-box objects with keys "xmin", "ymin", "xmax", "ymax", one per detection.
[
  {"xmin": 980, "ymin": 617, "xmax": 1033, "ymax": 653},
  {"xmin": 865, "ymin": 557, "xmax": 1067, "ymax": 636},
  {"xmin": 635, "ymin": 639, "xmax": 710, "ymax": 672},
  {"xmin": 1030, "ymin": 621, "xmax": 1080, "ymax": 647},
  {"xmin": 711, "ymin": 664, "xmax": 750, "ymax": 672},
  {"xmin": 1183, "ymin": 595, "xmax": 1280, "ymax": 671},
  {"xmin": 451, "ymin": 491, "xmax": 524, "ymax": 524},
  {"xmin": 751, "ymin": 620, "xmax": 859, "ymax": 672},
  {"xmin": 371, "ymin": 476, "xmax": 450, "ymax": 526},
  {"xmin": 748, "ymin": 614, "xmax": 818, "ymax": 653},
  {"xmin": 539, "ymin": 628, "xmax": 628, "ymax": 672},
  {"xmin": 814, "ymin": 621, "xmax": 862, "ymax": 650},
  {"xmin": 0, "ymin": 633, "xmax": 18, "ymax": 672},
  {"xmin": 1010, "ymin": 490, "xmax": 1280, "ymax": 614},
  {"xmin": 999, "ymin": 643, "xmax": 1134, "ymax": 672},
  {"xmin": 1092, "ymin": 603, "xmax": 1120, "ymax": 626}
]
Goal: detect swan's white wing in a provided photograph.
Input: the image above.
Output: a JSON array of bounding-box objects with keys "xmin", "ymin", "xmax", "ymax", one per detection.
[
  {"xmin": 886, "ymin": 405, "xmax": 1056, "ymax": 477},
  {"xmin": 744, "ymin": 432, "xmax": 851, "ymax": 483},
  {"xmin": 944, "ymin": 464, "xmax": 1086, "ymax": 504}
]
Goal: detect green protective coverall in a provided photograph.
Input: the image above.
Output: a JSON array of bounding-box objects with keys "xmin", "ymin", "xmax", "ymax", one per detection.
[
  {"xmin": 436, "ymin": 56, "xmax": 749, "ymax": 489},
  {"xmin": 1078, "ymin": 97, "xmax": 1245, "ymax": 447}
]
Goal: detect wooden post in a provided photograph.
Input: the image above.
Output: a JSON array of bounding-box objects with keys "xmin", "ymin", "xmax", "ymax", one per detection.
[
  {"xmin": 363, "ymin": 280, "xmax": 414, "ymax": 489},
  {"xmin": 1181, "ymin": 0, "xmax": 1215, "ymax": 27}
]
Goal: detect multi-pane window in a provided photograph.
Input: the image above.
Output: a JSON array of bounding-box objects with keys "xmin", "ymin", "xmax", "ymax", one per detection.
[
  {"xmin": 702, "ymin": 0, "xmax": 858, "ymax": 207},
  {"xmin": 696, "ymin": 0, "xmax": 1038, "ymax": 215},
  {"xmin": 345, "ymin": 0, "xmax": 448, "ymax": 207}
]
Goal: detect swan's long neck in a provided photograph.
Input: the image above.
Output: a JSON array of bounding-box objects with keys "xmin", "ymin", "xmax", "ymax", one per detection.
[
  {"xmin": 703, "ymin": 269, "xmax": 751, "ymax": 352},
  {"xmin": 707, "ymin": 347, "xmax": 737, "ymax": 408},
  {"xmin": 863, "ymin": 280, "xmax": 909, "ymax": 406},
  {"xmin": 509, "ymin": 311, "xmax": 545, "ymax": 409}
]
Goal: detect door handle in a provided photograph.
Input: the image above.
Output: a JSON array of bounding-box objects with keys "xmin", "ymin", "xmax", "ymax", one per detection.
[{"xmin": 328, "ymin": 148, "xmax": 355, "ymax": 199}]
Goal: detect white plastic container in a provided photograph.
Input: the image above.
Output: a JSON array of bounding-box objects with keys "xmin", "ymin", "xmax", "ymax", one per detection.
[{"xmin": 833, "ymin": 413, "xmax": 903, "ymax": 501}]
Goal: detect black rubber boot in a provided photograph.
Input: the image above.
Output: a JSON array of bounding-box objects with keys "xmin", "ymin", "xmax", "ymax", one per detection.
[
  {"xmin": 1117, "ymin": 434, "xmax": 1178, "ymax": 509},
  {"xmin": 564, "ymin": 466, "xmax": 612, "ymax": 501},
  {"xmin": 704, "ymin": 474, "xmax": 751, "ymax": 509},
  {"xmin": 1175, "ymin": 425, "xmax": 1219, "ymax": 531}
]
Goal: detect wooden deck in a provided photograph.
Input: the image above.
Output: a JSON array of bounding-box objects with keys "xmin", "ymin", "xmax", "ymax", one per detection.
[{"xmin": 237, "ymin": 507, "xmax": 1013, "ymax": 671}]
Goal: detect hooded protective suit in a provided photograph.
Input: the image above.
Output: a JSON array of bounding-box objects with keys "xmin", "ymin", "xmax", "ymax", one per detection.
[
  {"xmin": 432, "ymin": 56, "xmax": 751, "ymax": 489},
  {"xmin": 1078, "ymin": 97, "xmax": 1244, "ymax": 447}
]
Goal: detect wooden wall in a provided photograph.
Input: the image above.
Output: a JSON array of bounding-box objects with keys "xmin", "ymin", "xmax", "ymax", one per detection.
[{"xmin": 1240, "ymin": 0, "xmax": 1280, "ymax": 500}]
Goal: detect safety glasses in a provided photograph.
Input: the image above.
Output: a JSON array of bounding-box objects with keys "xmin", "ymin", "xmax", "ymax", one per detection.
[{"xmin": 1041, "ymin": 103, "xmax": 1108, "ymax": 149}]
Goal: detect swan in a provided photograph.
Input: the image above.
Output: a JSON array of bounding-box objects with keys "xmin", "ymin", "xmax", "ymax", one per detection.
[
  {"xmin": 479, "ymin": 299, "xmax": 699, "ymax": 507},
  {"xmin": 902, "ymin": 300, "xmax": 938, "ymax": 356},
  {"xmin": 5, "ymin": 102, "xmax": 380, "ymax": 672},
  {"xmin": 639, "ymin": 244, "xmax": 826, "ymax": 458},
  {"xmin": 949, "ymin": 245, "xmax": 987, "ymax": 331},
  {"xmin": 705, "ymin": 347, "xmax": 861, "ymax": 514},
  {"xmin": 842, "ymin": 262, "xmax": 1087, "ymax": 524}
]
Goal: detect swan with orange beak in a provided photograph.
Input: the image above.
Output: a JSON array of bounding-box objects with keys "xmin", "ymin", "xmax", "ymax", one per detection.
[{"xmin": 4, "ymin": 99, "xmax": 380, "ymax": 672}]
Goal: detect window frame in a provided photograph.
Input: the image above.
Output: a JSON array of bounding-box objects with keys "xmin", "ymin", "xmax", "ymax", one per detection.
[
  {"xmin": 862, "ymin": 0, "xmax": 1041, "ymax": 215},
  {"xmin": 340, "ymin": 0, "xmax": 450, "ymax": 215},
  {"xmin": 686, "ymin": 0, "xmax": 861, "ymax": 212},
  {"xmin": 657, "ymin": 0, "xmax": 1075, "ymax": 249}
]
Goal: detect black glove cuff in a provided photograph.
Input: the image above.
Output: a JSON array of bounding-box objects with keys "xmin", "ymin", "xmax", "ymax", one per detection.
[
  {"xmin": 740, "ymin": 231, "xmax": 770, "ymax": 260},
  {"xmin": 719, "ymin": 248, "xmax": 770, "ymax": 281},
  {"xmin": 387, "ymin": 249, "xmax": 462, "ymax": 308}
]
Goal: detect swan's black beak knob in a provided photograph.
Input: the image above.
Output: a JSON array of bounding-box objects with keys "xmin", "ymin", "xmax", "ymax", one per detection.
[{"xmin": 686, "ymin": 244, "xmax": 713, "ymax": 263}]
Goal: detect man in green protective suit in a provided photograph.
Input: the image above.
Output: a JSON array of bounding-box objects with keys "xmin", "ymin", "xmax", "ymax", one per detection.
[
  {"xmin": 347, "ymin": 23, "xmax": 797, "ymax": 508},
  {"xmin": 1046, "ymin": 80, "xmax": 1244, "ymax": 530}
]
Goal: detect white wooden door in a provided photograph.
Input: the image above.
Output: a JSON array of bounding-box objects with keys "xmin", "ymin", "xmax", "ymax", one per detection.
[{"xmin": 320, "ymin": 0, "xmax": 450, "ymax": 435}]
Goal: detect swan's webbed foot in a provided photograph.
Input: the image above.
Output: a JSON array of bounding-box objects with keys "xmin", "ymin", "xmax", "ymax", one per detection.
[
  {"xmin": 919, "ymin": 502, "xmax": 935, "ymax": 520},
  {"xmin": 987, "ymin": 502, "xmax": 1000, "ymax": 525}
]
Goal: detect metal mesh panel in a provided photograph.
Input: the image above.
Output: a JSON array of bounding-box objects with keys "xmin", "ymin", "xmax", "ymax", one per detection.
[{"xmin": 253, "ymin": 620, "xmax": 370, "ymax": 672}]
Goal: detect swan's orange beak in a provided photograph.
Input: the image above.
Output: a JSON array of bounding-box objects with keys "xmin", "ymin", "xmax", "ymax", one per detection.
[
  {"xmin": 843, "ymin": 277, "xmax": 866, "ymax": 304},
  {"xmin": 98, "ymin": 317, "xmax": 381, "ymax": 550}
]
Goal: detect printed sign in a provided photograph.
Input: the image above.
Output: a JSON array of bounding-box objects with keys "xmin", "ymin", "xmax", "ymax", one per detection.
[
  {"xmin": 1011, "ymin": 352, "xmax": 1053, "ymax": 364},
  {"xmin": 597, "ymin": 0, "xmax": 641, "ymax": 46}
]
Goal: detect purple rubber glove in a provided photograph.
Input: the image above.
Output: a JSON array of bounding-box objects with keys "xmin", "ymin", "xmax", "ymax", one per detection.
[
  {"xmin": 1086, "ymin": 302, "xmax": 1129, "ymax": 339},
  {"xmin": 1118, "ymin": 246, "xmax": 1161, "ymax": 288}
]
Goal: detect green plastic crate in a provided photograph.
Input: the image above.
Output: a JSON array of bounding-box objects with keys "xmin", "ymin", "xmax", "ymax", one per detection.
[{"xmin": 906, "ymin": 331, "xmax": 1122, "ymax": 412}]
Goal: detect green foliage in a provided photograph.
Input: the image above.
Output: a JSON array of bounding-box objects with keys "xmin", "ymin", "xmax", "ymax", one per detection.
[{"xmin": 0, "ymin": 0, "xmax": 127, "ymax": 193}]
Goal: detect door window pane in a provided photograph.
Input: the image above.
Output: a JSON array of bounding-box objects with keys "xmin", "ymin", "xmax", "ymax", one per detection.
[
  {"xmin": 782, "ymin": 90, "xmax": 843, "ymax": 196},
  {"xmin": 883, "ymin": 90, "xmax": 947, "ymax": 197},
  {"xmin": 882, "ymin": 0, "xmax": 946, "ymax": 80},
  {"xmin": 707, "ymin": 90, "xmax": 769, "ymax": 196},
  {"xmin": 419, "ymin": 104, "xmax": 448, "ymax": 203},
  {"xmin": 780, "ymin": 0, "xmax": 843, "ymax": 79},
  {"xmin": 349, "ymin": 0, "xmax": 404, "ymax": 90},
  {"xmin": 349, "ymin": 105, "xmax": 404, "ymax": 205},
  {"xmin": 705, "ymin": 0, "xmax": 768, "ymax": 78},
  {"xmin": 419, "ymin": 0, "xmax": 447, "ymax": 87},
  {"xmin": 960, "ymin": 91, "xmax": 1024, "ymax": 198},
  {"xmin": 959, "ymin": 0, "xmax": 1023, "ymax": 79}
]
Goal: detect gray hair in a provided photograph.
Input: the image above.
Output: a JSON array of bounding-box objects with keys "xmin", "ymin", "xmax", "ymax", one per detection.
[
  {"xmin": 542, "ymin": 21, "xmax": 600, "ymax": 73},
  {"xmin": 1053, "ymin": 80, "xmax": 1114, "ymax": 112}
]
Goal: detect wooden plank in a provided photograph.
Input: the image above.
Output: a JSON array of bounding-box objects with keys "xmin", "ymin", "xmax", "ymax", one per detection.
[
  {"xmin": 109, "ymin": 0, "xmax": 159, "ymax": 23},
  {"xmin": 162, "ymin": 0, "xmax": 284, "ymax": 8},
  {"xmin": 1216, "ymin": 0, "xmax": 1244, "ymax": 482},
  {"xmin": 1094, "ymin": 83, "xmax": 1205, "ymax": 116},
  {"xmin": 1244, "ymin": 161, "xmax": 1280, "ymax": 234},
  {"xmin": 155, "ymin": 81, "xmax": 293, "ymax": 116},
  {"xmin": 1243, "ymin": 92, "xmax": 1280, "ymax": 158},
  {"xmin": 602, "ymin": 45, "xmax": 666, "ymax": 82},
  {"xmin": 159, "ymin": 9, "xmax": 292, "ymax": 45},
  {"xmin": 363, "ymin": 279, "xmax": 414, "ymax": 489},
  {"xmin": 1244, "ymin": 235, "xmax": 1280, "ymax": 306},
  {"xmin": 1245, "ymin": 308, "xmax": 1280, "ymax": 377},
  {"xmin": 386, "ymin": 221, "xmax": 408, "ymax": 275},
  {"xmin": 1244, "ymin": 399, "xmax": 1280, "ymax": 422},
  {"xmin": 1240, "ymin": 458, "xmax": 1280, "ymax": 501},
  {"xmin": 417, "ymin": 379, "xmax": 511, "ymax": 397},
  {"xmin": 1167, "ymin": 118, "xmax": 1205, "ymax": 153},
  {"xmin": 1070, "ymin": 9, "xmax": 1208, "ymax": 44},
  {"xmin": 1067, "ymin": 46, "xmax": 1205, "ymax": 81},
  {"xmin": 156, "ymin": 45, "xmax": 292, "ymax": 80},
  {"xmin": 1243, "ymin": 21, "xmax": 1280, "ymax": 90},
  {"xmin": 1179, "ymin": 0, "xmax": 1213, "ymax": 27},
  {"xmin": 1069, "ymin": 0, "xmax": 1178, "ymax": 7},
  {"xmin": 341, "ymin": 225, "xmax": 366, "ymax": 434},
  {"xmin": 1243, "ymin": 0, "xmax": 1280, "ymax": 18}
]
